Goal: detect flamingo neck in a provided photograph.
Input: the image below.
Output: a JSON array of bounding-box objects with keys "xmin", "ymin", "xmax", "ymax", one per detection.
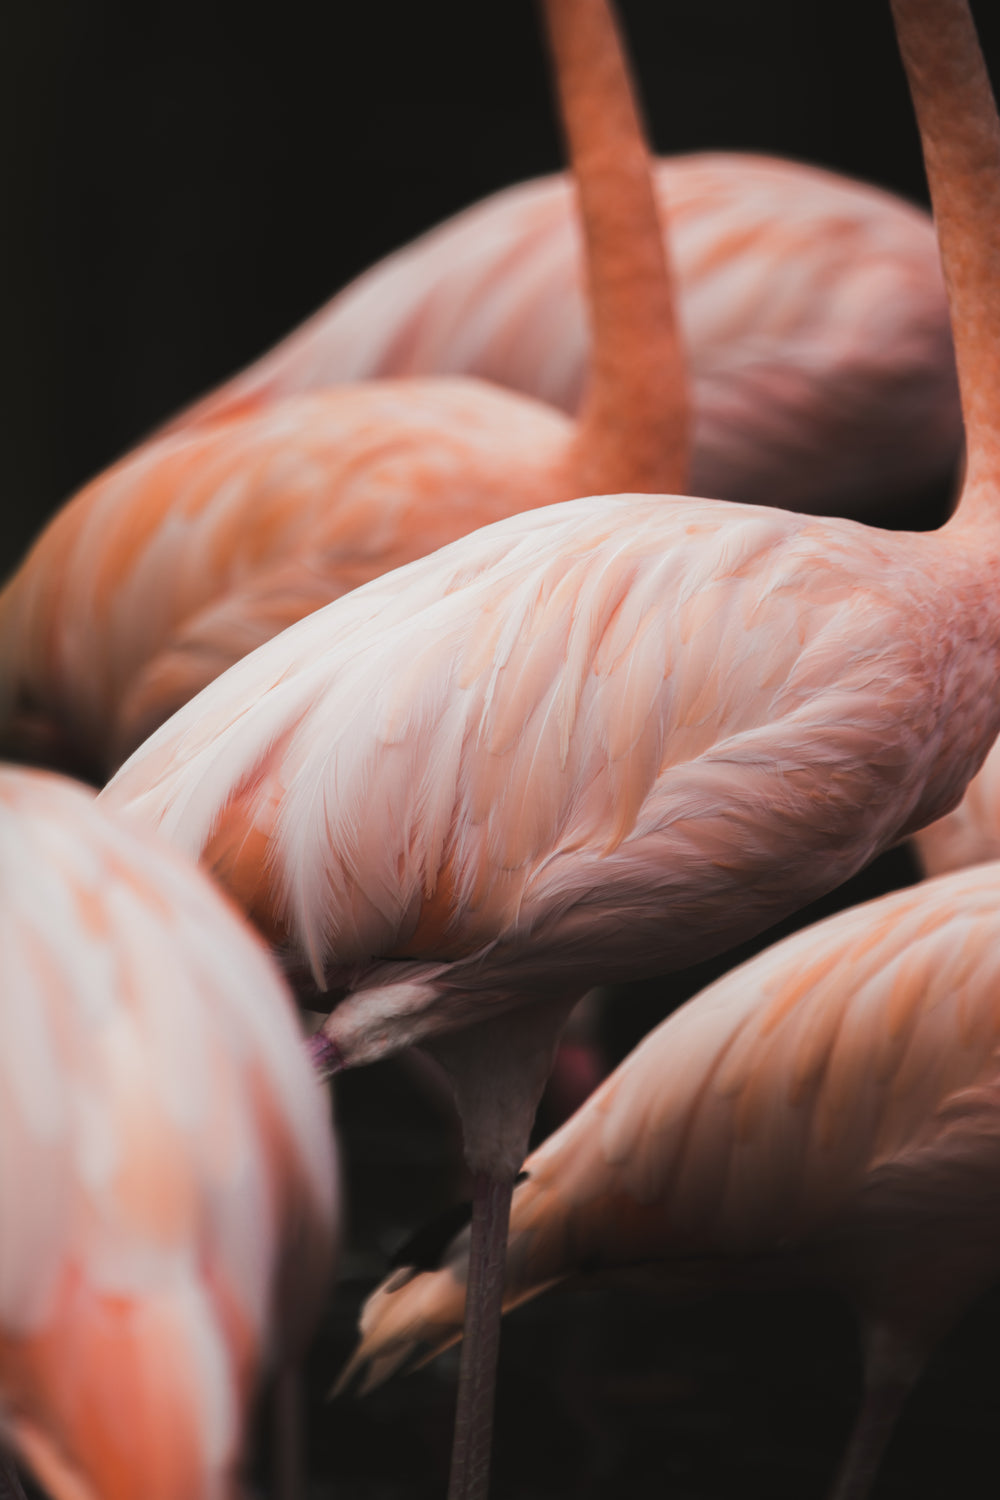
[
  {"xmin": 892, "ymin": 0, "xmax": 1000, "ymax": 536},
  {"xmin": 541, "ymin": 0, "xmax": 689, "ymax": 499}
]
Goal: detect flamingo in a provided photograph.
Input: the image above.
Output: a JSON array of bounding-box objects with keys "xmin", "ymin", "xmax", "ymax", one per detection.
[
  {"xmin": 98, "ymin": 2, "xmax": 1000, "ymax": 1495},
  {"xmin": 173, "ymin": 148, "xmax": 960, "ymax": 524},
  {"xmin": 337, "ymin": 857, "xmax": 1000, "ymax": 1500},
  {"xmin": 0, "ymin": 0, "xmax": 685, "ymax": 783},
  {"xmin": 0, "ymin": 764, "xmax": 338, "ymax": 1500}
]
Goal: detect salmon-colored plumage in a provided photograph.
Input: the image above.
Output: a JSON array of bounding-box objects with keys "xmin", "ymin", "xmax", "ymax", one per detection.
[
  {"xmin": 0, "ymin": 0, "xmax": 684, "ymax": 781},
  {"xmin": 339, "ymin": 860, "xmax": 1000, "ymax": 1495},
  {"xmin": 176, "ymin": 152, "xmax": 960, "ymax": 520},
  {"xmin": 0, "ymin": 767, "xmax": 337, "ymax": 1500},
  {"xmin": 0, "ymin": 385, "xmax": 571, "ymax": 774},
  {"xmin": 99, "ymin": 489, "xmax": 1000, "ymax": 1046}
]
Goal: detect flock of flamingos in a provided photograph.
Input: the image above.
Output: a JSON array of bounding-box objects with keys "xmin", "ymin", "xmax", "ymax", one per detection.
[{"xmin": 5, "ymin": 0, "xmax": 1000, "ymax": 1495}]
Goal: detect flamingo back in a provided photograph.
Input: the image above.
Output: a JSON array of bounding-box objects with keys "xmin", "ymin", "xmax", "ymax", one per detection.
[
  {"xmin": 101, "ymin": 493, "xmax": 1000, "ymax": 1065},
  {"xmin": 176, "ymin": 154, "xmax": 960, "ymax": 516}
]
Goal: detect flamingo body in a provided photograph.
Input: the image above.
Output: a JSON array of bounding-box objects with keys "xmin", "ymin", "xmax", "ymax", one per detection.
[
  {"xmin": 178, "ymin": 154, "xmax": 961, "ymax": 518},
  {"xmin": 340, "ymin": 858, "xmax": 1000, "ymax": 1405},
  {"xmin": 0, "ymin": 767, "xmax": 337, "ymax": 1500},
  {"xmin": 0, "ymin": 380, "xmax": 572, "ymax": 774},
  {"xmin": 100, "ymin": 490, "xmax": 1000, "ymax": 1069}
]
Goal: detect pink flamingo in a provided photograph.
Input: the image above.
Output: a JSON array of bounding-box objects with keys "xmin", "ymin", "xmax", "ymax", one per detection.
[
  {"xmin": 0, "ymin": 0, "xmax": 684, "ymax": 782},
  {"xmin": 338, "ymin": 856, "xmax": 1000, "ymax": 1500},
  {"xmin": 99, "ymin": 2, "xmax": 1000, "ymax": 1495},
  {"xmin": 173, "ymin": 154, "xmax": 960, "ymax": 521},
  {"xmin": 0, "ymin": 764, "xmax": 337, "ymax": 1500}
]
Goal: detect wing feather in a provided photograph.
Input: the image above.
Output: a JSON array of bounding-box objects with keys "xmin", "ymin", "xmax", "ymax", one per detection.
[{"xmin": 104, "ymin": 491, "xmax": 968, "ymax": 1046}]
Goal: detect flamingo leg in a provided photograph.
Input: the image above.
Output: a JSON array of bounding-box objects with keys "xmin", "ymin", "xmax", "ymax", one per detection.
[
  {"xmin": 423, "ymin": 995, "xmax": 580, "ymax": 1500},
  {"xmin": 447, "ymin": 1169, "xmax": 517, "ymax": 1500}
]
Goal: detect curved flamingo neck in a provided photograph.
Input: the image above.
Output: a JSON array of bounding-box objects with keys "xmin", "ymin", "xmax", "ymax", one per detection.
[
  {"xmin": 891, "ymin": 0, "xmax": 1000, "ymax": 533},
  {"xmin": 541, "ymin": 0, "xmax": 690, "ymax": 499}
]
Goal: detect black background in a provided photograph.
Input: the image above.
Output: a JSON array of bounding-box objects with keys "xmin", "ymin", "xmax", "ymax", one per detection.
[
  {"xmin": 4, "ymin": 0, "xmax": 1000, "ymax": 575},
  {"xmin": 5, "ymin": 3, "xmax": 1000, "ymax": 1496}
]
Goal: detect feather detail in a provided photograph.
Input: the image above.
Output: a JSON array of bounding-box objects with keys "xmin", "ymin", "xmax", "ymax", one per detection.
[{"xmin": 103, "ymin": 491, "xmax": 1000, "ymax": 1065}]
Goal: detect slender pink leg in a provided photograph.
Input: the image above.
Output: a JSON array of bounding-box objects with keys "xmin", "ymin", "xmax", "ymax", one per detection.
[
  {"xmin": 426, "ymin": 997, "xmax": 579, "ymax": 1500},
  {"xmin": 446, "ymin": 1169, "xmax": 516, "ymax": 1500}
]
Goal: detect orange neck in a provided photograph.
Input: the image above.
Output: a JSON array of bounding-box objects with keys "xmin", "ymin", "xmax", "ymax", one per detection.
[
  {"xmin": 541, "ymin": 0, "xmax": 689, "ymax": 498},
  {"xmin": 891, "ymin": 0, "xmax": 1000, "ymax": 533}
]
